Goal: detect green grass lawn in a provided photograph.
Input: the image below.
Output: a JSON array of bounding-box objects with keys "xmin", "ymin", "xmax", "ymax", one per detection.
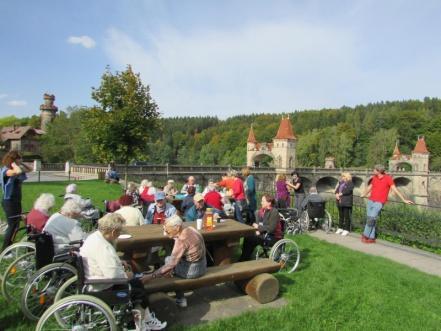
[
  {"xmin": 1, "ymin": 181, "xmax": 440, "ymax": 330},
  {"xmin": 0, "ymin": 180, "xmax": 123, "ymax": 222}
]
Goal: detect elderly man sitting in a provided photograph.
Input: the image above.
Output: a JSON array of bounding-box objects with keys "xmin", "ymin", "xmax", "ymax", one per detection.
[
  {"xmin": 80, "ymin": 213, "xmax": 166, "ymax": 330},
  {"xmin": 185, "ymin": 193, "xmax": 225, "ymax": 222},
  {"xmin": 144, "ymin": 215, "xmax": 207, "ymax": 308},
  {"xmin": 145, "ymin": 191, "xmax": 176, "ymax": 225},
  {"xmin": 43, "ymin": 199, "xmax": 87, "ymax": 254}
]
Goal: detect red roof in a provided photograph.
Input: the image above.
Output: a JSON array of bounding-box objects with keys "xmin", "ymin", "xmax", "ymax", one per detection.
[
  {"xmin": 413, "ymin": 136, "xmax": 429, "ymax": 154},
  {"xmin": 274, "ymin": 117, "xmax": 296, "ymax": 140},
  {"xmin": 247, "ymin": 126, "xmax": 257, "ymax": 143}
]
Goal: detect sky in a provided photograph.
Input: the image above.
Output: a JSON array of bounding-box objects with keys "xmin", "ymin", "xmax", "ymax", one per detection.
[{"xmin": 1, "ymin": 0, "xmax": 441, "ymax": 119}]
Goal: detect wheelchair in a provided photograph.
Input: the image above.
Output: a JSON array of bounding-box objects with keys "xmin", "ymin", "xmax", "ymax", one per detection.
[
  {"xmin": 298, "ymin": 200, "xmax": 333, "ymax": 233},
  {"xmin": 255, "ymin": 234, "xmax": 301, "ymax": 273},
  {"xmin": 19, "ymin": 233, "xmax": 82, "ymax": 321},
  {"xmin": 278, "ymin": 208, "xmax": 300, "ymax": 235},
  {"xmin": 0, "ymin": 214, "xmax": 36, "ymax": 281},
  {"xmin": 36, "ymin": 254, "xmax": 138, "ymax": 331}
]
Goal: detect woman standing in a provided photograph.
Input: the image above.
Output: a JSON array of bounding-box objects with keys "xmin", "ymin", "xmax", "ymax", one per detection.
[
  {"xmin": 0, "ymin": 151, "xmax": 31, "ymax": 251},
  {"xmin": 242, "ymin": 167, "xmax": 257, "ymax": 224},
  {"xmin": 335, "ymin": 172, "xmax": 354, "ymax": 236},
  {"xmin": 275, "ymin": 174, "xmax": 290, "ymax": 208},
  {"xmin": 287, "ymin": 172, "xmax": 305, "ymax": 211}
]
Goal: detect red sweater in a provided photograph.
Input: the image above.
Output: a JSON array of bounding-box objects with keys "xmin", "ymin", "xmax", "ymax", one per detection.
[
  {"xmin": 204, "ymin": 191, "xmax": 223, "ymax": 210},
  {"xmin": 27, "ymin": 209, "xmax": 49, "ymax": 233}
]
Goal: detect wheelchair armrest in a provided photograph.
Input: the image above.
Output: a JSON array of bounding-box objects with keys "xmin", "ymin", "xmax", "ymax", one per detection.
[
  {"xmin": 84, "ymin": 278, "xmax": 129, "ymax": 285},
  {"xmin": 69, "ymin": 240, "xmax": 83, "ymax": 246}
]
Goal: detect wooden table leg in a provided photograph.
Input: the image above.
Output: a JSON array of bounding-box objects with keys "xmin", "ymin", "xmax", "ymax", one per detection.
[{"xmin": 212, "ymin": 239, "xmax": 240, "ymax": 265}]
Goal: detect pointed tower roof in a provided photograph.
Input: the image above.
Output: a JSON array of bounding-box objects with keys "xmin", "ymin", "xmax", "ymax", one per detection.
[
  {"xmin": 413, "ymin": 136, "xmax": 429, "ymax": 154},
  {"xmin": 247, "ymin": 126, "xmax": 257, "ymax": 143},
  {"xmin": 392, "ymin": 141, "xmax": 401, "ymax": 160},
  {"xmin": 274, "ymin": 116, "xmax": 296, "ymax": 140}
]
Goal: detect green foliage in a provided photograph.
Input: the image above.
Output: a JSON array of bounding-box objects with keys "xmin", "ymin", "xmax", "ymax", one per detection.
[
  {"xmin": 40, "ymin": 107, "xmax": 94, "ymax": 163},
  {"xmin": 83, "ymin": 65, "xmax": 160, "ymax": 164},
  {"xmin": 5, "ymin": 97, "xmax": 441, "ymax": 168}
]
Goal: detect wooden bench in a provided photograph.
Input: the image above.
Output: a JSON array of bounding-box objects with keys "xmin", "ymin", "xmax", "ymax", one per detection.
[{"xmin": 144, "ymin": 259, "xmax": 281, "ymax": 303}]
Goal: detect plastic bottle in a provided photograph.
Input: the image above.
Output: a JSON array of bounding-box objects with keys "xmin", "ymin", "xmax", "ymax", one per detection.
[{"xmin": 204, "ymin": 208, "xmax": 214, "ymax": 231}]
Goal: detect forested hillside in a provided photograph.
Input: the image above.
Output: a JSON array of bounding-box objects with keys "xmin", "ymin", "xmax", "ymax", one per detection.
[{"xmin": 6, "ymin": 98, "xmax": 441, "ymax": 170}]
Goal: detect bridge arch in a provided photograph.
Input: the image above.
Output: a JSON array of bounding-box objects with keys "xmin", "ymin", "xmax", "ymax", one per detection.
[
  {"xmin": 394, "ymin": 177, "xmax": 412, "ymax": 196},
  {"xmin": 252, "ymin": 151, "xmax": 275, "ymax": 168},
  {"xmin": 316, "ymin": 176, "xmax": 339, "ymax": 193},
  {"xmin": 392, "ymin": 162, "xmax": 413, "ymax": 172}
]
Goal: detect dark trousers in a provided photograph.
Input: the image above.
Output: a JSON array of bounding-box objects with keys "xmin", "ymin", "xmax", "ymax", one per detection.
[
  {"xmin": 239, "ymin": 234, "xmax": 277, "ymax": 261},
  {"xmin": 112, "ymin": 278, "xmax": 148, "ymax": 308},
  {"xmin": 2, "ymin": 199, "xmax": 22, "ymax": 251},
  {"xmin": 338, "ymin": 206, "xmax": 352, "ymax": 231}
]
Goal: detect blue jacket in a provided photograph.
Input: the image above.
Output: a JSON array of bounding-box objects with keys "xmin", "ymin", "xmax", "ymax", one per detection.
[
  {"xmin": 144, "ymin": 203, "xmax": 177, "ymax": 224},
  {"xmin": 1, "ymin": 166, "xmax": 27, "ymax": 200}
]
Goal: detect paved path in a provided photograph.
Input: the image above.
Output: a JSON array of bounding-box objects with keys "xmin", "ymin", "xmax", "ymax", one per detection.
[{"xmin": 309, "ymin": 231, "xmax": 441, "ymax": 278}]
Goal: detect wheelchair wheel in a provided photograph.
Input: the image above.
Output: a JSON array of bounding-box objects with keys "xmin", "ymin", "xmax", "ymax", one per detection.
[
  {"xmin": 320, "ymin": 211, "xmax": 333, "ymax": 234},
  {"xmin": 0, "ymin": 241, "xmax": 35, "ymax": 281},
  {"xmin": 1, "ymin": 251, "xmax": 36, "ymax": 302},
  {"xmin": 36, "ymin": 294, "xmax": 117, "ymax": 331},
  {"xmin": 21, "ymin": 263, "xmax": 77, "ymax": 321},
  {"xmin": 298, "ymin": 211, "xmax": 310, "ymax": 233},
  {"xmin": 54, "ymin": 275, "xmax": 78, "ymax": 302},
  {"xmin": 269, "ymin": 239, "xmax": 301, "ymax": 273}
]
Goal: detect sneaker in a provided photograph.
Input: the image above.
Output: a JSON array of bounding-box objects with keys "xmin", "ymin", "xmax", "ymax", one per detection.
[
  {"xmin": 341, "ymin": 230, "xmax": 349, "ymax": 236},
  {"xmin": 335, "ymin": 228, "xmax": 343, "ymax": 235},
  {"xmin": 366, "ymin": 238, "xmax": 376, "ymax": 244},
  {"xmin": 145, "ymin": 312, "xmax": 167, "ymax": 330},
  {"xmin": 176, "ymin": 297, "xmax": 187, "ymax": 308},
  {"xmin": 361, "ymin": 235, "xmax": 369, "ymax": 243}
]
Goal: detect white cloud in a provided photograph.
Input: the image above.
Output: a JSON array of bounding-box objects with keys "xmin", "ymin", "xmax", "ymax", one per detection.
[
  {"xmin": 104, "ymin": 23, "xmax": 360, "ymax": 117},
  {"xmin": 7, "ymin": 100, "xmax": 27, "ymax": 107},
  {"xmin": 0, "ymin": 94, "xmax": 7, "ymax": 99},
  {"xmin": 67, "ymin": 35, "xmax": 96, "ymax": 49}
]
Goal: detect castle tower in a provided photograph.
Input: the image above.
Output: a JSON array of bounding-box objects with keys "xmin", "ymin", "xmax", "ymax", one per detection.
[
  {"xmin": 246, "ymin": 126, "xmax": 258, "ymax": 166},
  {"xmin": 40, "ymin": 93, "xmax": 58, "ymax": 131},
  {"xmin": 411, "ymin": 136, "xmax": 430, "ymax": 206},
  {"xmin": 271, "ymin": 116, "xmax": 297, "ymax": 170},
  {"xmin": 412, "ymin": 136, "xmax": 429, "ymax": 172}
]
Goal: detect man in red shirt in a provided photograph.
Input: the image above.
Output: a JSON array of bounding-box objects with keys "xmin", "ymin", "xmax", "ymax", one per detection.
[{"xmin": 361, "ymin": 164, "xmax": 413, "ymax": 243}]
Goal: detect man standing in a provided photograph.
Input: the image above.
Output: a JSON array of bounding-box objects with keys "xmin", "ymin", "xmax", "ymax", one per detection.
[{"xmin": 361, "ymin": 164, "xmax": 413, "ymax": 243}]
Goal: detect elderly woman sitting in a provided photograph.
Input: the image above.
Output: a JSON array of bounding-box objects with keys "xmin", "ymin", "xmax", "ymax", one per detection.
[
  {"xmin": 80, "ymin": 213, "xmax": 166, "ymax": 331},
  {"xmin": 145, "ymin": 215, "xmax": 207, "ymax": 308},
  {"xmin": 64, "ymin": 183, "xmax": 100, "ymax": 220},
  {"xmin": 43, "ymin": 199, "xmax": 87, "ymax": 254},
  {"xmin": 27, "ymin": 193, "xmax": 55, "ymax": 233}
]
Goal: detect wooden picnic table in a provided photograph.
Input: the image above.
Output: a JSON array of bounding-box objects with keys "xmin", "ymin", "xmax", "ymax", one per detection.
[{"xmin": 116, "ymin": 219, "xmax": 255, "ymax": 265}]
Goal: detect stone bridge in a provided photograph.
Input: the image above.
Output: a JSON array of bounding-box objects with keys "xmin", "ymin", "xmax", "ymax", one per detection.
[{"xmin": 64, "ymin": 164, "xmax": 441, "ymax": 206}]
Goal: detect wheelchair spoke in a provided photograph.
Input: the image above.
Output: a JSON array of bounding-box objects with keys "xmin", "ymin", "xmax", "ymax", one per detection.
[{"xmin": 40, "ymin": 301, "xmax": 114, "ymax": 330}]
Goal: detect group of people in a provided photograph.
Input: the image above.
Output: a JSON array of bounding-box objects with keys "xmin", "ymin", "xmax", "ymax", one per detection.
[{"xmin": 0, "ymin": 149, "xmax": 415, "ymax": 329}]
